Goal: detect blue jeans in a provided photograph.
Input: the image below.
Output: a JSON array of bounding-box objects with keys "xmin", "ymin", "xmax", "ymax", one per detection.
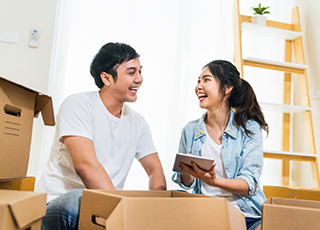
[
  {"xmin": 246, "ymin": 217, "xmax": 261, "ymax": 230},
  {"xmin": 41, "ymin": 189, "xmax": 83, "ymax": 230}
]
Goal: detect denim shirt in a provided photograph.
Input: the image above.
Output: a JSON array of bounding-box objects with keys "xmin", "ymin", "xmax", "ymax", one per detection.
[{"xmin": 172, "ymin": 110, "xmax": 266, "ymax": 216}]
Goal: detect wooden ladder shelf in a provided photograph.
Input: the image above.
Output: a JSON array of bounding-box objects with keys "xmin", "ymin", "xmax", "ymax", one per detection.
[{"xmin": 233, "ymin": 0, "xmax": 320, "ymax": 187}]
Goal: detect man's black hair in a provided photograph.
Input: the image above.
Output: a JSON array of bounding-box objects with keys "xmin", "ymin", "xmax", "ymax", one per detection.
[{"xmin": 90, "ymin": 42, "xmax": 140, "ymax": 88}]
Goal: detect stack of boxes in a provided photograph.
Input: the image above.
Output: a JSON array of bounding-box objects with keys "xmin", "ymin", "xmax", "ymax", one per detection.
[{"xmin": 0, "ymin": 76, "xmax": 54, "ymax": 230}]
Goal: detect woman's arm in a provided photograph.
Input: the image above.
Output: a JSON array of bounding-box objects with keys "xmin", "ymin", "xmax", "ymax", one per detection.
[{"xmin": 179, "ymin": 162, "xmax": 249, "ymax": 195}]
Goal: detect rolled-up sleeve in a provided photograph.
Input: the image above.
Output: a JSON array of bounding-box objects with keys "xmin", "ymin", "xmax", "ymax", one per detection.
[{"xmin": 237, "ymin": 122, "xmax": 264, "ymax": 196}]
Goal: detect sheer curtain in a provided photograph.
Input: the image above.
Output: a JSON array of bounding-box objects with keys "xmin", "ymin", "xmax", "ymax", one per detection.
[{"xmin": 44, "ymin": 0, "xmax": 295, "ymax": 190}]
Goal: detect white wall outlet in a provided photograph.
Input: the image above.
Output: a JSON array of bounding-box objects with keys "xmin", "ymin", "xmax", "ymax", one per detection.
[
  {"xmin": 0, "ymin": 31, "xmax": 19, "ymax": 43},
  {"xmin": 310, "ymin": 89, "xmax": 320, "ymax": 100}
]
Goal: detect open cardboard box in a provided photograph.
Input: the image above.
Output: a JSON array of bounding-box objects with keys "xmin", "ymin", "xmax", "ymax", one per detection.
[
  {"xmin": 0, "ymin": 190, "xmax": 47, "ymax": 230},
  {"xmin": 263, "ymin": 185, "xmax": 320, "ymax": 201},
  {"xmin": 0, "ymin": 76, "xmax": 55, "ymax": 180},
  {"xmin": 79, "ymin": 190, "xmax": 246, "ymax": 230},
  {"xmin": 262, "ymin": 197, "xmax": 320, "ymax": 229}
]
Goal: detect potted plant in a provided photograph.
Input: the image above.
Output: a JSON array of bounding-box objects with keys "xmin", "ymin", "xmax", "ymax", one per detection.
[{"xmin": 251, "ymin": 3, "xmax": 270, "ymax": 26}]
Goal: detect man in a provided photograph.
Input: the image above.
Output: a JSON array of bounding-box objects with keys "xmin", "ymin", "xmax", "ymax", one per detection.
[{"xmin": 36, "ymin": 42, "xmax": 167, "ymax": 230}]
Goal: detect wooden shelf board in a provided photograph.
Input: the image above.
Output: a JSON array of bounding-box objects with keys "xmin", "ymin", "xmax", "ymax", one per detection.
[
  {"xmin": 241, "ymin": 22, "xmax": 303, "ymax": 40},
  {"xmin": 264, "ymin": 150, "xmax": 318, "ymax": 162},
  {"xmin": 243, "ymin": 57, "xmax": 307, "ymax": 74},
  {"xmin": 259, "ymin": 102, "xmax": 311, "ymax": 113}
]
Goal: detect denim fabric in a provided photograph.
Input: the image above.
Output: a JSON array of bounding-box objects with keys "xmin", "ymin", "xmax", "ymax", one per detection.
[
  {"xmin": 172, "ymin": 110, "xmax": 266, "ymax": 217},
  {"xmin": 246, "ymin": 217, "xmax": 261, "ymax": 230},
  {"xmin": 41, "ymin": 189, "xmax": 83, "ymax": 230}
]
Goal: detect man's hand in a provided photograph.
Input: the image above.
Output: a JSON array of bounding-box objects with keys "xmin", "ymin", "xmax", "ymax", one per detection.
[{"xmin": 139, "ymin": 153, "xmax": 166, "ymax": 190}]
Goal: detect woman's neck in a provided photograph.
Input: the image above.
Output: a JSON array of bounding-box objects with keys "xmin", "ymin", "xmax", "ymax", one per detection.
[{"xmin": 205, "ymin": 105, "xmax": 230, "ymax": 133}]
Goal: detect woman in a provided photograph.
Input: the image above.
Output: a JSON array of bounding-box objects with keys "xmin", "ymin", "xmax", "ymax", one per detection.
[{"xmin": 172, "ymin": 60, "xmax": 268, "ymax": 230}]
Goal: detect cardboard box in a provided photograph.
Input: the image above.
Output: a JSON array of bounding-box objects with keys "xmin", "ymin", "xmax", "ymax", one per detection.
[
  {"xmin": 262, "ymin": 197, "xmax": 320, "ymax": 229},
  {"xmin": 79, "ymin": 190, "xmax": 246, "ymax": 230},
  {"xmin": 0, "ymin": 190, "xmax": 47, "ymax": 230},
  {"xmin": 0, "ymin": 76, "xmax": 55, "ymax": 180},
  {"xmin": 263, "ymin": 185, "xmax": 320, "ymax": 201},
  {"xmin": 0, "ymin": 177, "xmax": 36, "ymax": 191}
]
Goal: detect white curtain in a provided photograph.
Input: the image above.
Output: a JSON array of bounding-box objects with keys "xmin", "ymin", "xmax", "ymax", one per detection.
[{"xmin": 44, "ymin": 0, "xmax": 296, "ymax": 190}]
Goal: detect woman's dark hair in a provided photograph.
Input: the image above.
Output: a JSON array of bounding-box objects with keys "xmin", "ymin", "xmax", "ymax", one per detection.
[
  {"xmin": 90, "ymin": 42, "xmax": 140, "ymax": 88},
  {"xmin": 204, "ymin": 60, "xmax": 269, "ymax": 136}
]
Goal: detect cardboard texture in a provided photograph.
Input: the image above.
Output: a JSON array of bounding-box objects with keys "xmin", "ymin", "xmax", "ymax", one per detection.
[
  {"xmin": 0, "ymin": 177, "xmax": 35, "ymax": 191},
  {"xmin": 0, "ymin": 190, "xmax": 47, "ymax": 230},
  {"xmin": 0, "ymin": 76, "xmax": 55, "ymax": 180},
  {"xmin": 263, "ymin": 185, "xmax": 320, "ymax": 201},
  {"xmin": 262, "ymin": 197, "xmax": 320, "ymax": 229},
  {"xmin": 79, "ymin": 190, "xmax": 246, "ymax": 230}
]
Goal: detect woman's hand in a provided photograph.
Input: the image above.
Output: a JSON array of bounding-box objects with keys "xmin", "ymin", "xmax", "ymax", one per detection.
[
  {"xmin": 179, "ymin": 161, "xmax": 249, "ymax": 195},
  {"xmin": 179, "ymin": 161, "xmax": 218, "ymax": 187}
]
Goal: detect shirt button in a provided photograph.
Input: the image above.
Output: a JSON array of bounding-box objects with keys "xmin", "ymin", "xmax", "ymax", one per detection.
[
  {"xmin": 241, "ymin": 205, "xmax": 245, "ymax": 208},
  {"xmin": 195, "ymin": 133, "xmax": 199, "ymax": 137},
  {"xmin": 232, "ymin": 131, "xmax": 236, "ymax": 135},
  {"xmin": 200, "ymin": 131, "xmax": 204, "ymax": 134},
  {"xmin": 224, "ymin": 133, "xmax": 226, "ymax": 136},
  {"xmin": 226, "ymin": 167, "xmax": 229, "ymax": 170},
  {"xmin": 227, "ymin": 128, "xmax": 231, "ymax": 132},
  {"xmin": 233, "ymin": 124, "xmax": 238, "ymax": 128},
  {"xmin": 196, "ymin": 126, "xmax": 199, "ymax": 130}
]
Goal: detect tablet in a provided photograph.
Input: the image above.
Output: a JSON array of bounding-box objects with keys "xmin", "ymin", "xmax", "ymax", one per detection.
[{"xmin": 172, "ymin": 153, "xmax": 214, "ymax": 173}]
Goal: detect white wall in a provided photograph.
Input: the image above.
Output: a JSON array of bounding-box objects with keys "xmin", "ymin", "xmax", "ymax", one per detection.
[{"xmin": 0, "ymin": 0, "xmax": 58, "ymax": 178}]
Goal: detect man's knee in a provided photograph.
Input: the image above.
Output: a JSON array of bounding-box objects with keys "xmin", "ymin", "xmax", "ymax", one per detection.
[{"xmin": 42, "ymin": 189, "xmax": 83, "ymax": 230}]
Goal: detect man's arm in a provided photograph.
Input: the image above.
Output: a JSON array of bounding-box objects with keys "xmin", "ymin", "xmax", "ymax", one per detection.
[
  {"xmin": 64, "ymin": 136, "xmax": 115, "ymax": 190},
  {"xmin": 139, "ymin": 153, "xmax": 167, "ymax": 190}
]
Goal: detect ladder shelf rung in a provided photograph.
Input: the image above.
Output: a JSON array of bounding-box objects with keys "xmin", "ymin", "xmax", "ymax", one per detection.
[
  {"xmin": 264, "ymin": 150, "xmax": 318, "ymax": 162},
  {"xmin": 241, "ymin": 22, "xmax": 303, "ymax": 40},
  {"xmin": 243, "ymin": 57, "xmax": 307, "ymax": 74},
  {"xmin": 259, "ymin": 102, "xmax": 311, "ymax": 113}
]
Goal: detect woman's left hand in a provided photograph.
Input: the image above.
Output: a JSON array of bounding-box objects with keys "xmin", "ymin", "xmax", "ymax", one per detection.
[{"xmin": 179, "ymin": 161, "xmax": 218, "ymax": 186}]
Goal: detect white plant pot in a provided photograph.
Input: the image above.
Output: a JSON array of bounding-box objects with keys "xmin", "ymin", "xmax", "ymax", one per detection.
[{"xmin": 251, "ymin": 15, "xmax": 267, "ymax": 26}]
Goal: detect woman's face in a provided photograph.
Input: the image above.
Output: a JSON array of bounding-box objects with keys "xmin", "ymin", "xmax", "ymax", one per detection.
[{"xmin": 195, "ymin": 67, "xmax": 223, "ymax": 110}]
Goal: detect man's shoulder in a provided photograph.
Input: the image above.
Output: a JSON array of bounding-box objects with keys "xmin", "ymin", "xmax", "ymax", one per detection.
[
  {"xmin": 62, "ymin": 91, "xmax": 98, "ymax": 106},
  {"xmin": 122, "ymin": 104, "xmax": 147, "ymax": 123}
]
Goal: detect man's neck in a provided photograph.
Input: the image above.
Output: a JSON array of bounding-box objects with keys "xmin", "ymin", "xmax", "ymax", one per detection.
[{"xmin": 99, "ymin": 90, "xmax": 123, "ymax": 118}]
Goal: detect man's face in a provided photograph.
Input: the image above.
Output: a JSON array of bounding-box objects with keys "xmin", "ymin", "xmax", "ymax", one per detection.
[{"xmin": 111, "ymin": 57, "xmax": 143, "ymax": 104}]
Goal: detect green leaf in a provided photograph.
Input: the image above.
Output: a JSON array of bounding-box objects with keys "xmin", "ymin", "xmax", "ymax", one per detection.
[{"xmin": 251, "ymin": 3, "xmax": 271, "ymax": 15}]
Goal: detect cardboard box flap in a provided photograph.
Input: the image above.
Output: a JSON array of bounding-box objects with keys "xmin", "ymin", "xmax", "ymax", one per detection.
[
  {"xmin": 8, "ymin": 192, "xmax": 46, "ymax": 228},
  {"xmin": 0, "ymin": 76, "xmax": 55, "ymax": 126},
  {"xmin": 105, "ymin": 201, "xmax": 124, "ymax": 230},
  {"xmin": 35, "ymin": 94, "xmax": 55, "ymax": 126},
  {"xmin": 269, "ymin": 197, "xmax": 320, "ymax": 209},
  {"xmin": 263, "ymin": 185, "xmax": 320, "ymax": 201},
  {"xmin": 96, "ymin": 190, "xmax": 172, "ymax": 197},
  {"xmin": 81, "ymin": 190, "xmax": 123, "ymax": 228}
]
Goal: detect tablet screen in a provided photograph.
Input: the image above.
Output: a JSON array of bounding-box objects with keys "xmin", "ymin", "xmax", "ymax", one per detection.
[{"xmin": 172, "ymin": 153, "xmax": 214, "ymax": 173}]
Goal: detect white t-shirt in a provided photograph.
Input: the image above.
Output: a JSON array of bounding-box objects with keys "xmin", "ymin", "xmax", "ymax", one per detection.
[
  {"xmin": 200, "ymin": 127, "xmax": 258, "ymax": 218},
  {"xmin": 36, "ymin": 91, "xmax": 157, "ymax": 202}
]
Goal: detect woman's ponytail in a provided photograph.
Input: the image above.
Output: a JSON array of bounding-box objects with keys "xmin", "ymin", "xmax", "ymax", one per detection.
[{"xmin": 233, "ymin": 79, "xmax": 269, "ymax": 136}]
